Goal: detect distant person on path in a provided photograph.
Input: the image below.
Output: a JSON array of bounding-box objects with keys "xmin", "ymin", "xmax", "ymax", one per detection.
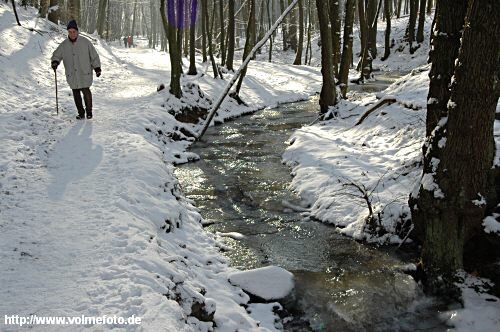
[
  {"xmin": 123, "ymin": 36, "xmax": 128, "ymax": 48},
  {"xmin": 51, "ymin": 20, "xmax": 101, "ymax": 120},
  {"xmin": 127, "ymin": 35, "xmax": 133, "ymax": 48}
]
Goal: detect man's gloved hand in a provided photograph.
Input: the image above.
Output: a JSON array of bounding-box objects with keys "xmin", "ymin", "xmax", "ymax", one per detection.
[
  {"xmin": 94, "ymin": 67, "xmax": 101, "ymax": 77},
  {"xmin": 51, "ymin": 61, "xmax": 59, "ymax": 71}
]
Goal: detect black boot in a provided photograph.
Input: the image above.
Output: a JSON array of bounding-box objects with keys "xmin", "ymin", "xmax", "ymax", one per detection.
[
  {"xmin": 76, "ymin": 113, "xmax": 85, "ymax": 120},
  {"xmin": 86, "ymin": 112, "xmax": 93, "ymax": 119}
]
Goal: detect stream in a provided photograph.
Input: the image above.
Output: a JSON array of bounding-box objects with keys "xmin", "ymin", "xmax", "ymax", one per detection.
[{"xmin": 175, "ymin": 75, "xmax": 450, "ymax": 331}]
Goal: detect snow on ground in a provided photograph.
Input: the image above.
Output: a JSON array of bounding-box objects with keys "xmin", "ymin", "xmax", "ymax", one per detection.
[
  {"xmin": 283, "ymin": 67, "xmax": 429, "ymax": 244},
  {"xmin": 228, "ymin": 266, "xmax": 294, "ymax": 301},
  {"xmin": 0, "ymin": 4, "xmax": 321, "ymax": 331}
]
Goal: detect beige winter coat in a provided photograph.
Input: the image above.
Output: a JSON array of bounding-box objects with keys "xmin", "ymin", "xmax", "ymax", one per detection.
[{"xmin": 51, "ymin": 36, "xmax": 101, "ymax": 90}]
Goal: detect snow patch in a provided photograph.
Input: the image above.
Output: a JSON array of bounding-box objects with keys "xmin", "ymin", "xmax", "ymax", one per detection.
[{"xmin": 228, "ymin": 266, "xmax": 294, "ymax": 301}]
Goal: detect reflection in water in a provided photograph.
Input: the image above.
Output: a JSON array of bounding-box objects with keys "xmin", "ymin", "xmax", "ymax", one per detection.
[{"xmin": 176, "ymin": 78, "xmax": 448, "ymax": 331}]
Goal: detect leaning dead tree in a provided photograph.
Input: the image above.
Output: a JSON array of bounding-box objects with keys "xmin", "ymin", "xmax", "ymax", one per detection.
[{"xmin": 196, "ymin": 0, "xmax": 299, "ymax": 141}]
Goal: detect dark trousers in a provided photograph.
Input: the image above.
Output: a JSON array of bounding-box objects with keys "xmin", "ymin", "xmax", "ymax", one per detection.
[{"xmin": 72, "ymin": 88, "xmax": 92, "ymax": 116}]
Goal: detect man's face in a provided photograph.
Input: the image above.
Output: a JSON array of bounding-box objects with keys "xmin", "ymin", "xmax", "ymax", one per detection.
[{"xmin": 68, "ymin": 28, "xmax": 78, "ymax": 40}]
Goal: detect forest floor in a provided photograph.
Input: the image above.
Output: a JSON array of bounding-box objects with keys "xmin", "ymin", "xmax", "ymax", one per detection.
[{"xmin": 0, "ymin": 3, "xmax": 499, "ymax": 331}]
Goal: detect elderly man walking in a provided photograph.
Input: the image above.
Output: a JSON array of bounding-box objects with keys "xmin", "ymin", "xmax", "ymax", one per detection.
[{"xmin": 51, "ymin": 20, "xmax": 101, "ymax": 119}]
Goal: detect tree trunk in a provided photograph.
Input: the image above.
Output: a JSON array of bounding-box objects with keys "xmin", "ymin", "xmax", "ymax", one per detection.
[
  {"xmin": 304, "ymin": 0, "xmax": 312, "ymax": 65},
  {"xmin": 329, "ymin": 0, "xmax": 341, "ymax": 77},
  {"xmin": 416, "ymin": 0, "xmax": 499, "ymax": 288},
  {"xmin": 188, "ymin": 0, "xmax": 198, "ymax": 75},
  {"xmin": 407, "ymin": 0, "xmax": 418, "ymax": 52},
  {"xmin": 424, "ymin": 1, "xmax": 467, "ymax": 138},
  {"xmin": 226, "ymin": 0, "xmax": 235, "ymax": 70},
  {"xmin": 96, "ymin": 0, "xmax": 107, "ymax": 37},
  {"xmin": 316, "ymin": 0, "xmax": 337, "ymax": 113},
  {"xmin": 176, "ymin": 0, "xmax": 184, "ymax": 71},
  {"xmin": 293, "ymin": 0, "xmax": 304, "ymax": 65},
  {"xmin": 131, "ymin": 1, "xmax": 137, "ymax": 37},
  {"xmin": 204, "ymin": 0, "xmax": 219, "ymax": 78},
  {"xmin": 288, "ymin": 0, "xmax": 298, "ymax": 51},
  {"xmin": 382, "ymin": 0, "xmax": 391, "ymax": 60},
  {"xmin": 339, "ymin": 0, "xmax": 355, "ymax": 98},
  {"xmin": 280, "ymin": 0, "xmax": 288, "ymax": 50},
  {"xmin": 39, "ymin": 0, "xmax": 49, "ymax": 18},
  {"xmin": 357, "ymin": 0, "xmax": 372, "ymax": 81},
  {"xmin": 201, "ymin": 0, "xmax": 207, "ymax": 62},
  {"xmin": 396, "ymin": 0, "xmax": 402, "ymax": 17},
  {"xmin": 48, "ymin": 0, "xmax": 59, "ymax": 24},
  {"xmin": 416, "ymin": 0, "xmax": 426, "ymax": 43},
  {"xmin": 160, "ymin": 0, "xmax": 182, "ymax": 98},
  {"xmin": 408, "ymin": 1, "xmax": 467, "ymax": 247},
  {"xmin": 267, "ymin": 0, "xmax": 273, "ymax": 62},
  {"xmin": 235, "ymin": 0, "xmax": 256, "ymax": 94},
  {"xmin": 217, "ymin": 0, "xmax": 225, "ymax": 65}
]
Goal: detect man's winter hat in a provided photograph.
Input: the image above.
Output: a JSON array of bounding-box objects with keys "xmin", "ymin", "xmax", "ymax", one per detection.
[{"xmin": 67, "ymin": 19, "xmax": 78, "ymax": 31}]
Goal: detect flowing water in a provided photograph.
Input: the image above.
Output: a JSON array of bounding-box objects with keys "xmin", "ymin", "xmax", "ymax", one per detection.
[{"xmin": 175, "ymin": 76, "xmax": 449, "ymax": 331}]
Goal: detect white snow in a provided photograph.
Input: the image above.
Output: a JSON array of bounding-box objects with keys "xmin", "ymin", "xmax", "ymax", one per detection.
[
  {"xmin": 228, "ymin": 266, "xmax": 294, "ymax": 301},
  {"xmin": 483, "ymin": 216, "xmax": 500, "ymax": 234},
  {"xmin": 442, "ymin": 273, "xmax": 500, "ymax": 332}
]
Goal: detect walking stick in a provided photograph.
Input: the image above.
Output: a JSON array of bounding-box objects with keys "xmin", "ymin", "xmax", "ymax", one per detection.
[{"xmin": 54, "ymin": 69, "xmax": 59, "ymax": 115}]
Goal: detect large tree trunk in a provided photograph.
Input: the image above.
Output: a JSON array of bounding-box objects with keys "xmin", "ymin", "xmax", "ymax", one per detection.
[
  {"xmin": 339, "ymin": 0, "xmax": 355, "ymax": 98},
  {"xmin": 316, "ymin": 0, "xmax": 337, "ymax": 113},
  {"xmin": 423, "ymin": 1, "xmax": 467, "ymax": 138},
  {"xmin": 293, "ymin": 0, "xmax": 304, "ymax": 65},
  {"xmin": 408, "ymin": 0, "xmax": 467, "ymax": 246},
  {"xmin": 415, "ymin": 0, "xmax": 499, "ymax": 289}
]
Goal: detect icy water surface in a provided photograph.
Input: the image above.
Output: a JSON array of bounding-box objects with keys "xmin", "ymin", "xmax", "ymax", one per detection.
[{"xmin": 175, "ymin": 77, "xmax": 449, "ymax": 331}]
